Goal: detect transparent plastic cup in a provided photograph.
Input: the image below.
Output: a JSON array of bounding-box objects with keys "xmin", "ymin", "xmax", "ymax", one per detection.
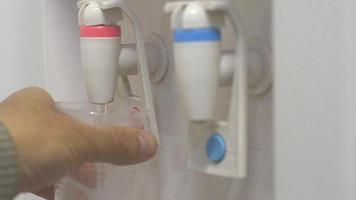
[{"xmin": 54, "ymin": 101, "xmax": 149, "ymax": 200}]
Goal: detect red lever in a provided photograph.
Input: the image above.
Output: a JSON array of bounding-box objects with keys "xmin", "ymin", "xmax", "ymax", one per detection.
[{"xmin": 80, "ymin": 25, "xmax": 121, "ymax": 38}]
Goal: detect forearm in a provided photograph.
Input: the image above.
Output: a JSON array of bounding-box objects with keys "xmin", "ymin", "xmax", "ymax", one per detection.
[{"xmin": 0, "ymin": 122, "xmax": 18, "ymax": 200}]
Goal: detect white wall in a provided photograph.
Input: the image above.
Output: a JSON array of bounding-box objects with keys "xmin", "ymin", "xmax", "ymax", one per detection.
[
  {"xmin": 0, "ymin": 0, "xmax": 45, "ymax": 100},
  {"xmin": 0, "ymin": 1, "xmax": 45, "ymax": 200},
  {"xmin": 274, "ymin": 0, "xmax": 356, "ymax": 199},
  {"xmin": 42, "ymin": 0, "xmax": 87, "ymax": 102}
]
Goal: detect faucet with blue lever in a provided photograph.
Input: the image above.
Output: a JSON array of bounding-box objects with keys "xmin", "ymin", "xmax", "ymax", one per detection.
[{"xmin": 165, "ymin": 1, "xmax": 271, "ymax": 179}]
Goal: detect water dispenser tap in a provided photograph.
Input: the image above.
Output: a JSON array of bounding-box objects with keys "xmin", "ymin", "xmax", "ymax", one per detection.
[
  {"xmin": 165, "ymin": 1, "xmax": 271, "ymax": 179},
  {"xmin": 78, "ymin": 0, "xmax": 165, "ymax": 142}
]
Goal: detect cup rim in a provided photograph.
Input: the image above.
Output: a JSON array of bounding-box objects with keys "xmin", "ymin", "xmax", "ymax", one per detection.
[{"xmin": 55, "ymin": 101, "xmax": 147, "ymax": 118}]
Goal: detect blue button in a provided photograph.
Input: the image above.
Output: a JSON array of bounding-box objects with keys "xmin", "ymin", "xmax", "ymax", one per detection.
[{"xmin": 206, "ymin": 133, "xmax": 226, "ymax": 163}]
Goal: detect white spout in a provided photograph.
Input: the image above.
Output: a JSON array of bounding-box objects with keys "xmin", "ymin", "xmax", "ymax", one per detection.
[
  {"xmin": 78, "ymin": 0, "xmax": 161, "ymax": 142},
  {"xmin": 80, "ymin": 25, "xmax": 121, "ymax": 104},
  {"xmin": 170, "ymin": 3, "xmax": 223, "ymax": 121},
  {"xmin": 174, "ymin": 35, "xmax": 221, "ymax": 121}
]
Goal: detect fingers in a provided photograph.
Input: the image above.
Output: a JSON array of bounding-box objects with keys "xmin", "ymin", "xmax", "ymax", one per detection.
[
  {"xmin": 2, "ymin": 87, "xmax": 55, "ymax": 109},
  {"xmin": 78, "ymin": 124, "xmax": 158, "ymax": 165},
  {"xmin": 33, "ymin": 186, "xmax": 54, "ymax": 200}
]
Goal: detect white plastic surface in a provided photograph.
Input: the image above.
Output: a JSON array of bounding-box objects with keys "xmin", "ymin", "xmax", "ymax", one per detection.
[
  {"xmin": 118, "ymin": 45, "xmax": 137, "ymax": 75},
  {"xmin": 174, "ymin": 41, "xmax": 221, "ymax": 121},
  {"xmin": 78, "ymin": 0, "xmax": 160, "ymax": 142},
  {"xmin": 118, "ymin": 2, "xmax": 160, "ymax": 142},
  {"xmin": 78, "ymin": 1, "xmax": 123, "ymax": 26},
  {"xmin": 165, "ymin": 1, "xmax": 226, "ymax": 29},
  {"xmin": 119, "ymin": 34, "xmax": 168, "ymax": 83},
  {"xmin": 81, "ymin": 37, "xmax": 121, "ymax": 104},
  {"xmin": 246, "ymin": 39, "xmax": 272, "ymax": 95},
  {"xmin": 225, "ymin": 5, "xmax": 248, "ymax": 179},
  {"xmin": 181, "ymin": 3, "xmax": 224, "ymax": 29},
  {"xmin": 219, "ymin": 53, "xmax": 235, "ymax": 86},
  {"xmin": 166, "ymin": 1, "xmax": 248, "ymax": 179},
  {"xmin": 220, "ymin": 40, "xmax": 272, "ymax": 95}
]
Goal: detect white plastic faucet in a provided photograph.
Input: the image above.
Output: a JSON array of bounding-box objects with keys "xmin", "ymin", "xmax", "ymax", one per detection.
[
  {"xmin": 165, "ymin": 1, "xmax": 250, "ymax": 179},
  {"xmin": 78, "ymin": 0, "xmax": 161, "ymax": 142}
]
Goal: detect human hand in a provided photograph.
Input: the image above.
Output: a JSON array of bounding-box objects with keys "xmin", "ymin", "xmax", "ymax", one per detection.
[{"xmin": 0, "ymin": 87, "xmax": 157, "ymax": 198}]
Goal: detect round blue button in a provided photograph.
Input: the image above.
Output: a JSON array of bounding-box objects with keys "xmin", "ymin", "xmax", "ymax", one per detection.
[{"xmin": 206, "ymin": 133, "xmax": 226, "ymax": 163}]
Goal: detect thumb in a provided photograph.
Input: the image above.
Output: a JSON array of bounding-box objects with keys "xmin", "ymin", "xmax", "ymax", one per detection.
[{"xmin": 77, "ymin": 124, "xmax": 158, "ymax": 165}]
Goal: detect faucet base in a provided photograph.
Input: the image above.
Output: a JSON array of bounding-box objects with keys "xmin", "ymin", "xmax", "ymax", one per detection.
[{"xmin": 119, "ymin": 33, "xmax": 169, "ymax": 83}]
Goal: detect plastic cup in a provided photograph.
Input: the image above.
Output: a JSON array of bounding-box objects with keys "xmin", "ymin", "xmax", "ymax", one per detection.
[{"xmin": 54, "ymin": 101, "xmax": 149, "ymax": 200}]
